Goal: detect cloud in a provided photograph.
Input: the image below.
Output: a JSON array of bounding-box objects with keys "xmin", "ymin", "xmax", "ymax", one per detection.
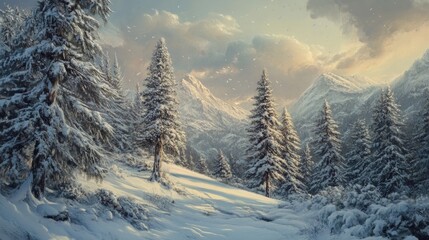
[
  {"xmin": 307, "ymin": 0, "xmax": 429, "ymax": 70},
  {"xmin": 202, "ymin": 35, "xmax": 324, "ymax": 104},
  {"xmin": 100, "ymin": 9, "xmax": 325, "ymax": 107},
  {"xmin": 2, "ymin": 1, "xmax": 328, "ymax": 106},
  {"xmin": 103, "ymin": 10, "xmax": 240, "ymax": 87}
]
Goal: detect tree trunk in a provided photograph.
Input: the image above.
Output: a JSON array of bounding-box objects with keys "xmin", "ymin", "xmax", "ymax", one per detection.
[
  {"xmin": 31, "ymin": 144, "xmax": 46, "ymax": 199},
  {"xmin": 265, "ymin": 172, "xmax": 270, "ymax": 197},
  {"xmin": 150, "ymin": 137, "xmax": 163, "ymax": 182}
]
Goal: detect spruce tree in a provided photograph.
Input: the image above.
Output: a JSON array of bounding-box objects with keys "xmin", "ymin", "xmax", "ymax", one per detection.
[
  {"xmin": 213, "ymin": 150, "xmax": 232, "ymax": 179},
  {"xmin": 413, "ymin": 92, "xmax": 429, "ymax": 192},
  {"xmin": 310, "ymin": 100, "xmax": 344, "ymax": 193},
  {"xmin": 0, "ymin": 0, "xmax": 112, "ymax": 198},
  {"xmin": 139, "ymin": 38, "xmax": 186, "ymax": 181},
  {"xmin": 246, "ymin": 70, "xmax": 286, "ymax": 197},
  {"xmin": 101, "ymin": 52, "xmax": 130, "ymax": 152},
  {"xmin": 132, "ymin": 83, "xmax": 143, "ymax": 148},
  {"xmin": 367, "ymin": 88, "xmax": 409, "ymax": 196},
  {"xmin": 277, "ymin": 108, "xmax": 305, "ymax": 196},
  {"xmin": 300, "ymin": 143, "xmax": 314, "ymax": 193},
  {"xmin": 195, "ymin": 155, "xmax": 209, "ymax": 175},
  {"xmin": 346, "ymin": 119, "xmax": 372, "ymax": 186}
]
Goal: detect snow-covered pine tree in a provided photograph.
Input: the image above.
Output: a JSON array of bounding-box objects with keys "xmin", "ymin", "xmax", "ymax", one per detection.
[
  {"xmin": 366, "ymin": 88, "xmax": 410, "ymax": 196},
  {"xmin": 0, "ymin": 6, "xmax": 29, "ymax": 55},
  {"xmin": 300, "ymin": 143, "xmax": 314, "ymax": 193},
  {"xmin": 310, "ymin": 100, "xmax": 345, "ymax": 194},
  {"xmin": 0, "ymin": 0, "xmax": 113, "ymax": 198},
  {"xmin": 139, "ymin": 38, "xmax": 186, "ymax": 181},
  {"xmin": 246, "ymin": 70, "xmax": 286, "ymax": 197},
  {"xmin": 112, "ymin": 54, "xmax": 125, "ymax": 96},
  {"xmin": 131, "ymin": 83, "xmax": 143, "ymax": 147},
  {"xmin": 345, "ymin": 119, "xmax": 372, "ymax": 186},
  {"xmin": 101, "ymin": 52, "xmax": 130, "ymax": 152},
  {"xmin": 277, "ymin": 108, "xmax": 305, "ymax": 196},
  {"xmin": 413, "ymin": 92, "xmax": 429, "ymax": 193},
  {"xmin": 195, "ymin": 155, "xmax": 209, "ymax": 175},
  {"xmin": 213, "ymin": 150, "xmax": 232, "ymax": 179}
]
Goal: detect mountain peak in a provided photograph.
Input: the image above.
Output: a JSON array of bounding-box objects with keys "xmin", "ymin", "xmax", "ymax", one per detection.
[
  {"xmin": 178, "ymin": 74, "xmax": 248, "ymax": 129},
  {"xmin": 314, "ymin": 72, "xmax": 377, "ymax": 92}
]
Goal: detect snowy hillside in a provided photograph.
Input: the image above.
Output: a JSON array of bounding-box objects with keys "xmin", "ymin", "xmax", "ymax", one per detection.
[
  {"xmin": 177, "ymin": 74, "xmax": 249, "ymax": 163},
  {"xmin": 0, "ymin": 158, "xmax": 309, "ymax": 240},
  {"xmin": 290, "ymin": 73, "xmax": 379, "ymax": 141}
]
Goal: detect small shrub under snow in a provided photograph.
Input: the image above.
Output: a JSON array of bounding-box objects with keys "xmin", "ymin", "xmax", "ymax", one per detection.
[{"xmin": 290, "ymin": 185, "xmax": 429, "ymax": 239}]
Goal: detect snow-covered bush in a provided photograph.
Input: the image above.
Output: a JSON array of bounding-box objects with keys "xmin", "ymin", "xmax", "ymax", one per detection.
[
  {"xmin": 343, "ymin": 184, "xmax": 381, "ymax": 210},
  {"xmin": 291, "ymin": 185, "xmax": 429, "ymax": 239},
  {"xmin": 307, "ymin": 186, "xmax": 345, "ymax": 211},
  {"xmin": 145, "ymin": 193, "xmax": 174, "ymax": 212},
  {"xmin": 327, "ymin": 209, "xmax": 367, "ymax": 234},
  {"xmin": 354, "ymin": 198, "xmax": 429, "ymax": 239},
  {"xmin": 95, "ymin": 190, "xmax": 150, "ymax": 230},
  {"xmin": 55, "ymin": 183, "xmax": 88, "ymax": 201}
]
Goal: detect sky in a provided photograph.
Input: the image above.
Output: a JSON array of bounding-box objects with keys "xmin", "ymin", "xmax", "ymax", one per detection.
[{"xmin": 2, "ymin": 0, "xmax": 429, "ymax": 108}]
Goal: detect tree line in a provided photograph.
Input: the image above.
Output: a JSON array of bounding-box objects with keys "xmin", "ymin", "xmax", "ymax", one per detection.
[{"xmin": 245, "ymin": 70, "xmax": 428, "ymax": 198}]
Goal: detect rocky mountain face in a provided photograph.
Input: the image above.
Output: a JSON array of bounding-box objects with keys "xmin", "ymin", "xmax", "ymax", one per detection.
[{"xmin": 177, "ymin": 74, "xmax": 249, "ymax": 168}]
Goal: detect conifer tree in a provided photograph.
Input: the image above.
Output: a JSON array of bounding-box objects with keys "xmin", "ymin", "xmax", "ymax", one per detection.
[
  {"xmin": 366, "ymin": 88, "xmax": 409, "ymax": 196},
  {"xmin": 311, "ymin": 100, "xmax": 344, "ymax": 193},
  {"xmin": 213, "ymin": 150, "xmax": 232, "ymax": 179},
  {"xmin": 139, "ymin": 38, "xmax": 186, "ymax": 181},
  {"xmin": 195, "ymin": 155, "xmax": 209, "ymax": 175},
  {"xmin": 0, "ymin": 0, "xmax": 112, "ymax": 198},
  {"xmin": 300, "ymin": 143, "xmax": 314, "ymax": 193},
  {"xmin": 413, "ymin": 92, "xmax": 429, "ymax": 192},
  {"xmin": 246, "ymin": 70, "xmax": 286, "ymax": 197},
  {"xmin": 346, "ymin": 119, "xmax": 371, "ymax": 186},
  {"xmin": 277, "ymin": 108, "xmax": 305, "ymax": 195},
  {"xmin": 101, "ymin": 52, "xmax": 130, "ymax": 152}
]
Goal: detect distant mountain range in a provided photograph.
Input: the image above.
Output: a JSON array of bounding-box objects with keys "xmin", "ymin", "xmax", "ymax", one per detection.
[
  {"xmin": 178, "ymin": 49, "xmax": 429, "ymax": 162},
  {"xmin": 290, "ymin": 50, "xmax": 429, "ymax": 144}
]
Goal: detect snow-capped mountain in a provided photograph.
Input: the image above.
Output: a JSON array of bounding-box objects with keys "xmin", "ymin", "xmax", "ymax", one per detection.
[
  {"xmin": 291, "ymin": 50, "xmax": 429, "ymax": 143},
  {"xmin": 177, "ymin": 74, "xmax": 249, "ymax": 164},
  {"xmin": 290, "ymin": 73, "xmax": 380, "ymax": 141},
  {"xmin": 392, "ymin": 50, "xmax": 429, "ymax": 120}
]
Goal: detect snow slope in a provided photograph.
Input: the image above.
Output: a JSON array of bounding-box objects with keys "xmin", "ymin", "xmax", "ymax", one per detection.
[
  {"xmin": 177, "ymin": 74, "xmax": 249, "ymax": 163},
  {"xmin": 0, "ymin": 158, "xmax": 308, "ymax": 240}
]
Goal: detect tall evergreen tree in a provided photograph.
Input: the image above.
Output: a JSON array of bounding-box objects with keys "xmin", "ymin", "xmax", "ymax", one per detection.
[
  {"xmin": 139, "ymin": 38, "xmax": 186, "ymax": 181},
  {"xmin": 366, "ymin": 88, "xmax": 409, "ymax": 196},
  {"xmin": 310, "ymin": 100, "xmax": 344, "ymax": 193},
  {"xmin": 213, "ymin": 150, "xmax": 232, "ymax": 179},
  {"xmin": 277, "ymin": 108, "xmax": 305, "ymax": 196},
  {"xmin": 346, "ymin": 119, "xmax": 372, "ymax": 186},
  {"xmin": 413, "ymin": 92, "xmax": 429, "ymax": 192},
  {"xmin": 300, "ymin": 143, "xmax": 314, "ymax": 193},
  {"xmin": 132, "ymin": 83, "xmax": 143, "ymax": 147},
  {"xmin": 0, "ymin": 0, "xmax": 112, "ymax": 198},
  {"xmin": 246, "ymin": 70, "xmax": 286, "ymax": 197},
  {"xmin": 101, "ymin": 52, "xmax": 130, "ymax": 152}
]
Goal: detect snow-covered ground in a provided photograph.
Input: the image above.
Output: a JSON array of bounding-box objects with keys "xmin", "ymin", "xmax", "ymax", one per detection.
[{"xmin": 0, "ymin": 158, "xmax": 309, "ymax": 240}]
